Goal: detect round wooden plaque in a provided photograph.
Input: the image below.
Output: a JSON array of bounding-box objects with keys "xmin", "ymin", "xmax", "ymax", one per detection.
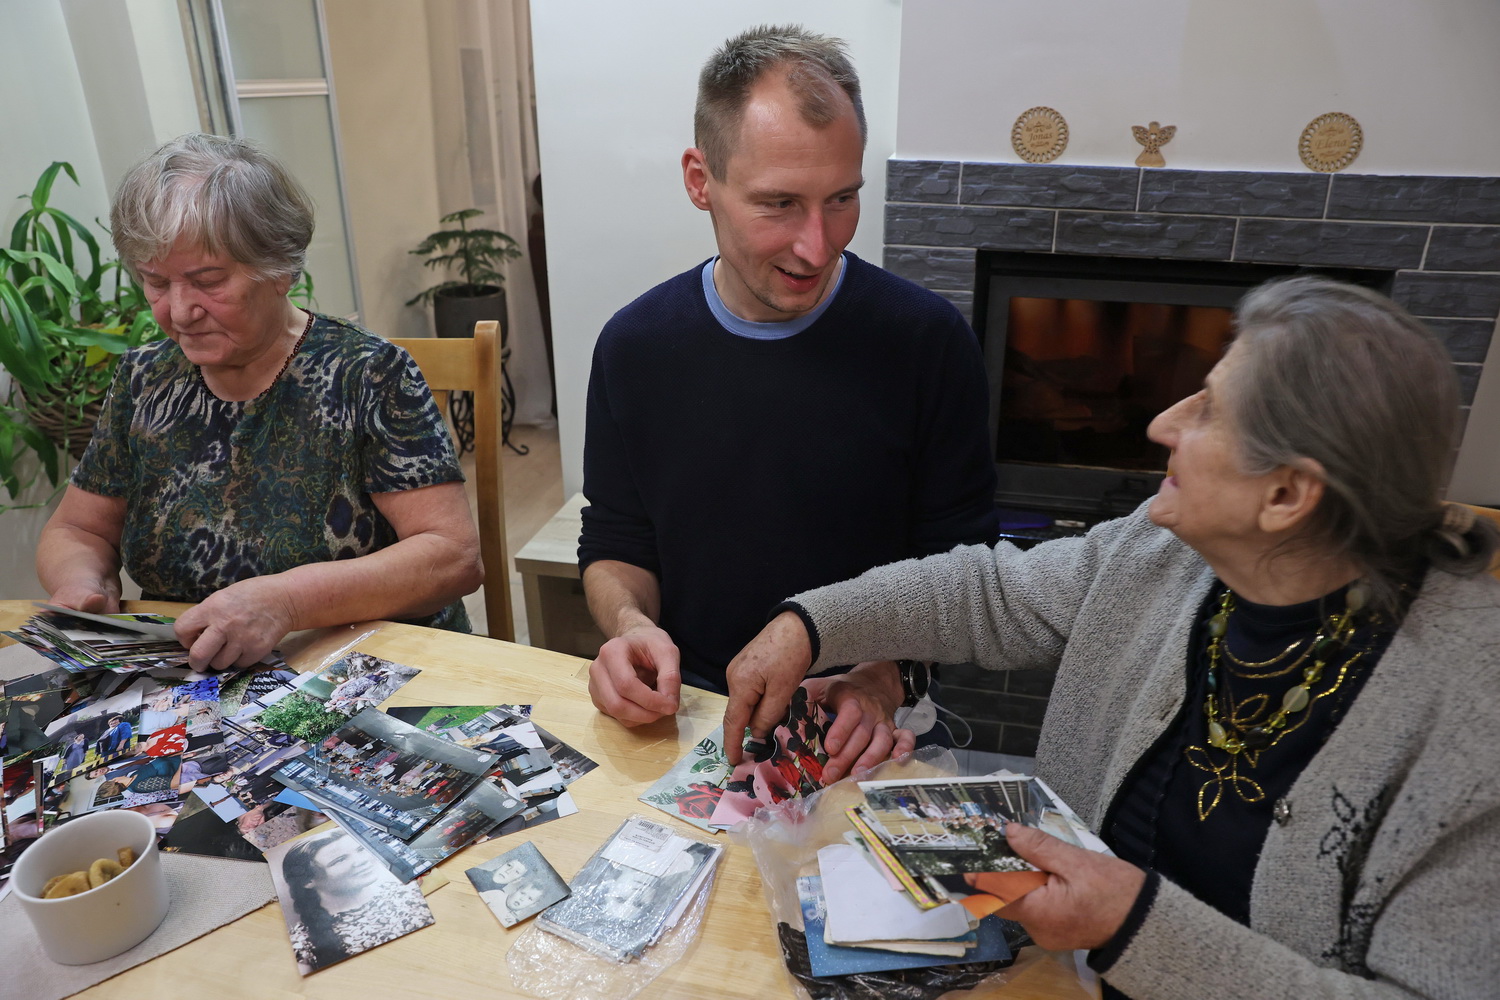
[
  {"xmin": 1012, "ymin": 107, "xmax": 1069, "ymax": 163},
  {"xmin": 1299, "ymin": 112, "xmax": 1363, "ymax": 172}
]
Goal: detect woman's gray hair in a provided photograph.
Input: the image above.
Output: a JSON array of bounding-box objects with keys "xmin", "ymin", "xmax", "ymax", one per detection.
[
  {"xmin": 694, "ymin": 24, "xmax": 866, "ymax": 182},
  {"xmin": 1224, "ymin": 275, "xmax": 1497, "ymax": 612},
  {"xmin": 110, "ymin": 133, "xmax": 314, "ymax": 283}
]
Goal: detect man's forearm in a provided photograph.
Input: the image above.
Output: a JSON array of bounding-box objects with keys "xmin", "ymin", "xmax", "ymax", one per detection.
[{"xmin": 582, "ymin": 560, "xmax": 663, "ymax": 637}]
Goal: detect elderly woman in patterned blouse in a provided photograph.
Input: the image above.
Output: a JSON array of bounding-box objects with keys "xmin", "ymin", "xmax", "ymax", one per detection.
[{"xmin": 37, "ymin": 134, "xmax": 482, "ymax": 670}]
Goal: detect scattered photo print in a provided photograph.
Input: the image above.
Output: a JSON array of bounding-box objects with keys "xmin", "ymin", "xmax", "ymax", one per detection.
[
  {"xmin": 468, "ymin": 840, "xmax": 569, "ymax": 927},
  {"xmin": 271, "ymin": 709, "xmax": 497, "ymax": 839},
  {"xmin": 42, "ymin": 687, "xmax": 144, "ymax": 781},
  {"xmin": 162, "ymin": 792, "xmax": 268, "ymax": 863},
  {"xmin": 328, "ymin": 779, "xmax": 523, "ymax": 883},
  {"xmin": 296, "ymin": 653, "xmax": 420, "ymax": 717},
  {"xmin": 267, "ymin": 828, "xmax": 435, "ymax": 975}
]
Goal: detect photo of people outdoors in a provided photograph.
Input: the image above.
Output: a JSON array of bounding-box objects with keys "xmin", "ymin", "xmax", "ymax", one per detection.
[
  {"xmin": 267, "ymin": 829, "xmax": 434, "ymax": 975},
  {"xmin": 271, "ymin": 709, "xmax": 497, "ymax": 839},
  {"xmin": 41, "ymin": 688, "xmax": 143, "ymax": 781}
]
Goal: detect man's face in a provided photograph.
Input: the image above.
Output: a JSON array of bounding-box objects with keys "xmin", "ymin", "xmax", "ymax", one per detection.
[{"xmin": 684, "ymin": 72, "xmax": 863, "ymax": 322}]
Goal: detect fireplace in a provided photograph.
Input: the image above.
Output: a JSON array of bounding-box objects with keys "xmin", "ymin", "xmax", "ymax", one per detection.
[
  {"xmin": 883, "ymin": 160, "xmax": 1500, "ymax": 755},
  {"xmin": 973, "ymin": 251, "xmax": 1391, "ymax": 527}
]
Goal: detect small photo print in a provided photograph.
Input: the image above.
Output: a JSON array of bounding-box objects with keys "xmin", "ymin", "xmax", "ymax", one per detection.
[
  {"xmin": 267, "ymin": 828, "xmax": 434, "ymax": 975},
  {"xmin": 295, "ymin": 653, "xmax": 420, "ymax": 717},
  {"xmin": 467, "ymin": 841, "xmax": 569, "ymax": 927}
]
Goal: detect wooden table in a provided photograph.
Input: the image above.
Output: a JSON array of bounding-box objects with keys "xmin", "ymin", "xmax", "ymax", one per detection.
[{"xmin": 0, "ymin": 602, "xmax": 1091, "ymax": 1000}]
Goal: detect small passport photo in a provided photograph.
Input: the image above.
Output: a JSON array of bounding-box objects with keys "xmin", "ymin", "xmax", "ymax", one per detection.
[{"xmin": 467, "ymin": 841, "xmax": 568, "ymax": 927}]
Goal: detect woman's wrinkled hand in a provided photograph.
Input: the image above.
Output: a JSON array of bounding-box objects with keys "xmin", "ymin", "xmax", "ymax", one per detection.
[
  {"xmin": 803, "ymin": 661, "xmax": 916, "ymax": 782},
  {"xmin": 173, "ymin": 577, "xmax": 297, "ymax": 671}
]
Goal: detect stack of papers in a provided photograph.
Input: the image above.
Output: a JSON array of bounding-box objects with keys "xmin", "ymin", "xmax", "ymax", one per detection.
[
  {"xmin": 798, "ymin": 772, "xmax": 1107, "ymax": 975},
  {"xmin": 4, "ymin": 605, "xmax": 271, "ymax": 674},
  {"xmin": 538, "ymin": 815, "xmax": 721, "ymax": 962}
]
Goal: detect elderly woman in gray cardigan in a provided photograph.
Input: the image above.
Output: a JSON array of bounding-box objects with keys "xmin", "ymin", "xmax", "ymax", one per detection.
[{"xmin": 723, "ymin": 276, "xmax": 1500, "ymax": 1000}]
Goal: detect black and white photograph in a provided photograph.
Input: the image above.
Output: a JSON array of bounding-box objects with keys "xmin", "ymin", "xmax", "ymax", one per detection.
[
  {"xmin": 467, "ymin": 841, "xmax": 569, "ymax": 927},
  {"xmin": 267, "ymin": 828, "xmax": 435, "ymax": 975},
  {"xmin": 538, "ymin": 816, "xmax": 721, "ymax": 962},
  {"xmin": 271, "ymin": 709, "xmax": 497, "ymax": 839}
]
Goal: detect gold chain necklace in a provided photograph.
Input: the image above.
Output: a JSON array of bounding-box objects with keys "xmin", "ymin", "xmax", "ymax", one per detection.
[{"xmin": 1184, "ymin": 584, "xmax": 1369, "ymax": 820}]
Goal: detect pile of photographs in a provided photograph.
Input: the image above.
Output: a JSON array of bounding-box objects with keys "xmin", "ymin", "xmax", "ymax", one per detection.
[
  {"xmin": 5, "ymin": 605, "xmax": 200, "ymax": 673},
  {"xmin": 292, "ymin": 703, "xmax": 598, "ymax": 883},
  {"xmin": 640, "ymin": 684, "xmax": 830, "ymax": 832},
  {"xmin": 538, "ymin": 815, "xmax": 722, "ymax": 962},
  {"xmin": 794, "ymin": 772, "xmax": 1107, "ymax": 976}
]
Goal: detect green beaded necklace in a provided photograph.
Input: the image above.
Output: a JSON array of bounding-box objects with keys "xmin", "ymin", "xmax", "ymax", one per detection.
[{"xmin": 1202, "ymin": 581, "xmax": 1367, "ymax": 755}]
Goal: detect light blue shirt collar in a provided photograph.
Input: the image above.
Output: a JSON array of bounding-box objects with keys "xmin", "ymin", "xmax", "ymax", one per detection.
[{"xmin": 700, "ymin": 255, "xmax": 847, "ymax": 340}]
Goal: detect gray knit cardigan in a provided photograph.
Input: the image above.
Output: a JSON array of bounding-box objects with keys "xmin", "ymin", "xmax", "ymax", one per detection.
[{"xmin": 792, "ymin": 505, "xmax": 1500, "ymax": 1000}]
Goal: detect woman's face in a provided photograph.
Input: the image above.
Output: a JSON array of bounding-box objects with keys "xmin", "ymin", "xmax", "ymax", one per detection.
[
  {"xmin": 1146, "ymin": 345, "xmax": 1279, "ymax": 553},
  {"xmin": 137, "ymin": 239, "xmax": 293, "ymax": 371},
  {"xmin": 309, "ymin": 839, "xmax": 380, "ymax": 894}
]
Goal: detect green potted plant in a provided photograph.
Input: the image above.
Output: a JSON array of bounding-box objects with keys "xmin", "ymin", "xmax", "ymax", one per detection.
[
  {"xmin": 0, "ymin": 163, "xmax": 162, "ymax": 508},
  {"xmin": 406, "ymin": 208, "xmax": 522, "ymax": 340}
]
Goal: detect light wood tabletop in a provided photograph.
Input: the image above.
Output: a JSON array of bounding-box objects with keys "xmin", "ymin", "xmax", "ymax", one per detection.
[{"xmin": 0, "ymin": 601, "xmax": 1092, "ymax": 1000}]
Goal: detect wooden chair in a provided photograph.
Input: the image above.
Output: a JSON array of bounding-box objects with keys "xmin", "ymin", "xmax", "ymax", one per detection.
[
  {"xmin": 1460, "ymin": 503, "xmax": 1500, "ymax": 580},
  {"xmin": 390, "ymin": 321, "xmax": 515, "ymax": 640}
]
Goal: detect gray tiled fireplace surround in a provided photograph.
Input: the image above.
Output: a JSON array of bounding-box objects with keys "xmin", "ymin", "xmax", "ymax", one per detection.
[{"xmin": 882, "ymin": 159, "xmax": 1500, "ymax": 756}]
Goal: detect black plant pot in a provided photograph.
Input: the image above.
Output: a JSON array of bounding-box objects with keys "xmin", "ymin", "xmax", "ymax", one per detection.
[
  {"xmin": 433, "ymin": 283, "xmax": 506, "ymax": 340},
  {"xmin": 428, "ymin": 284, "xmax": 527, "ymax": 456}
]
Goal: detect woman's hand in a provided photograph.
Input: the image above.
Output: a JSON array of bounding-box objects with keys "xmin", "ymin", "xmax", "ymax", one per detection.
[
  {"xmin": 174, "ymin": 576, "xmax": 297, "ymax": 671},
  {"xmin": 48, "ymin": 581, "xmax": 122, "ymax": 615},
  {"xmin": 1000, "ymin": 823, "xmax": 1147, "ymax": 951},
  {"xmin": 723, "ymin": 611, "xmax": 816, "ymax": 766},
  {"xmin": 803, "ymin": 661, "xmax": 916, "ymax": 782}
]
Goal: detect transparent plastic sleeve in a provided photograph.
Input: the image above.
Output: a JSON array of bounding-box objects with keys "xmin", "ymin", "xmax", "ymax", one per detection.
[
  {"xmin": 506, "ymin": 814, "xmax": 721, "ymax": 1000},
  {"xmin": 729, "ymin": 746, "xmax": 1065, "ymax": 1000}
]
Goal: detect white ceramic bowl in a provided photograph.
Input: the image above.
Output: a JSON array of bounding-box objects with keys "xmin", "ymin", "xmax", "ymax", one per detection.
[{"xmin": 10, "ymin": 808, "xmax": 170, "ymax": 964}]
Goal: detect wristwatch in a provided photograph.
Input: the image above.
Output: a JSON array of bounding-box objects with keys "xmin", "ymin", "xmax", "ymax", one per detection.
[{"xmin": 896, "ymin": 660, "xmax": 931, "ymax": 707}]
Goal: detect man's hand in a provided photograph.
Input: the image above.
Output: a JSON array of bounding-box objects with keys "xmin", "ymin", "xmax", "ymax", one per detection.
[
  {"xmin": 588, "ymin": 624, "xmax": 682, "ymax": 726},
  {"xmin": 174, "ymin": 576, "xmax": 297, "ymax": 672},
  {"xmin": 999, "ymin": 823, "xmax": 1147, "ymax": 951},
  {"xmin": 723, "ymin": 611, "xmax": 815, "ymax": 766},
  {"xmin": 804, "ymin": 661, "xmax": 916, "ymax": 782},
  {"xmin": 47, "ymin": 580, "xmax": 122, "ymax": 615}
]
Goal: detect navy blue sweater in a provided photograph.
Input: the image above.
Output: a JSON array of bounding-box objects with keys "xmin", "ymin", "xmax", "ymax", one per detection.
[{"xmin": 579, "ymin": 254, "xmax": 998, "ymax": 691}]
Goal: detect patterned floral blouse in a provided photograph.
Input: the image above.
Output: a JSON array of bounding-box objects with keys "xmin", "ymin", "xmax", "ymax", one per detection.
[{"xmin": 72, "ymin": 314, "xmax": 470, "ymax": 632}]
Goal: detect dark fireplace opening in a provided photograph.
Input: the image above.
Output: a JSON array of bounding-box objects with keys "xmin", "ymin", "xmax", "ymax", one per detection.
[{"xmin": 972, "ymin": 251, "xmax": 1393, "ymax": 539}]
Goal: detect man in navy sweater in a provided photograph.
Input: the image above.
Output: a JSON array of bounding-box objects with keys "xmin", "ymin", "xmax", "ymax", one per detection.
[{"xmin": 579, "ymin": 25, "xmax": 997, "ymax": 781}]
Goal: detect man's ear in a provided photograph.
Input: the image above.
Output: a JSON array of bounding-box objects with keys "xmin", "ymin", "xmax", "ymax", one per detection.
[
  {"xmin": 1258, "ymin": 458, "xmax": 1327, "ymax": 535},
  {"xmin": 682, "ymin": 148, "xmax": 713, "ymax": 211}
]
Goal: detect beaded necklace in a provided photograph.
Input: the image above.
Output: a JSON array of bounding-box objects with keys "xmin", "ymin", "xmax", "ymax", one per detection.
[{"xmin": 1184, "ymin": 582, "xmax": 1374, "ymax": 821}]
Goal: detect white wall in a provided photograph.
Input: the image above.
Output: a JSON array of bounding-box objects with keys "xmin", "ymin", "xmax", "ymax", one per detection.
[
  {"xmin": 532, "ymin": 1, "xmax": 904, "ymax": 496},
  {"xmin": 324, "ymin": 0, "xmax": 444, "ymax": 340},
  {"xmin": 0, "ymin": 0, "xmax": 198, "ymax": 598},
  {"xmin": 896, "ymin": 0, "xmax": 1500, "ymax": 176},
  {"xmin": 894, "ymin": 0, "xmax": 1500, "ymax": 504},
  {"xmin": 0, "ymin": 2, "xmax": 124, "ymax": 599}
]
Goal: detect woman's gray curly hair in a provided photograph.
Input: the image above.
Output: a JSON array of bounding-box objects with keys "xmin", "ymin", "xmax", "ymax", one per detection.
[{"xmin": 110, "ymin": 133, "xmax": 314, "ymax": 283}]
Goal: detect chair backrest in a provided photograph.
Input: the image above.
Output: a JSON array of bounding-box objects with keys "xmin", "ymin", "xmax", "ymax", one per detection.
[
  {"xmin": 1460, "ymin": 503, "xmax": 1500, "ymax": 580},
  {"xmin": 390, "ymin": 321, "xmax": 514, "ymax": 640}
]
